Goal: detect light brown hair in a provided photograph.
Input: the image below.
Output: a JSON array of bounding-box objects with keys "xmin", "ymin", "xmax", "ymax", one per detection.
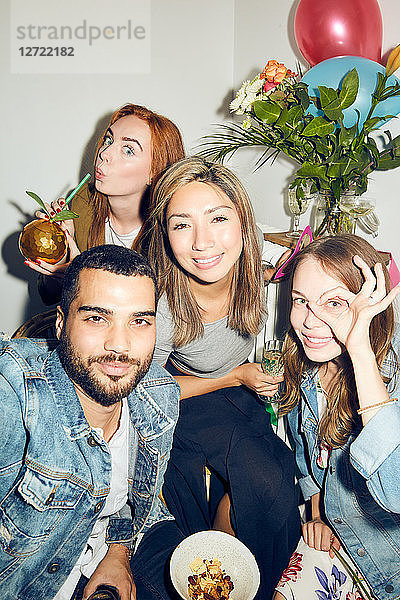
[
  {"xmin": 88, "ymin": 104, "xmax": 185, "ymax": 248},
  {"xmin": 138, "ymin": 157, "xmax": 265, "ymax": 347},
  {"xmin": 280, "ymin": 234, "xmax": 396, "ymax": 447}
]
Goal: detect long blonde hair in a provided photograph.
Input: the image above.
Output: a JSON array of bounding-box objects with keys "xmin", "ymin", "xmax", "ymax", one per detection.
[
  {"xmin": 88, "ymin": 104, "xmax": 185, "ymax": 248},
  {"xmin": 279, "ymin": 234, "xmax": 396, "ymax": 447},
  {"xmin": 138, "ymin": 157, "xmax": 265, "ymax": 347}
]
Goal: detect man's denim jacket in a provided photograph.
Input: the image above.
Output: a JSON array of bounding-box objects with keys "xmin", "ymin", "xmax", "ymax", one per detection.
[
  {"xmin": 0, "ymin": 338, "xmax": 180, "ymax": 600},
  {"xmin": 287, "ymin": 328, "xmax": 400, "ymax": 600}
]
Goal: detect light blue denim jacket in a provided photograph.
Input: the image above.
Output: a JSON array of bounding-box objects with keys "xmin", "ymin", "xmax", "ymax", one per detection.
[
  {"xmin": 287, "ymin": 328, "xmax": 400, "ymax": 600},
  {"xmin": 0, "ymin": 338, "xmax": 180, "ymax": 600}
]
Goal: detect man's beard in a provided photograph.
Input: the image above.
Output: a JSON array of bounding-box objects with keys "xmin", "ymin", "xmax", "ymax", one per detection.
[{"xmin": 58, "ymin": 331, "xmax": 153, "ymax": 407}]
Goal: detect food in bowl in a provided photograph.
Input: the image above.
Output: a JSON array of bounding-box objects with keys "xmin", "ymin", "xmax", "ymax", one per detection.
[
  {"xmin": 188, "ymin": 557, "xmax": 234, "ymax": 600},
  {"xmin": 170, "ymin": 530, "xmax": 260, "ymax": 600}
]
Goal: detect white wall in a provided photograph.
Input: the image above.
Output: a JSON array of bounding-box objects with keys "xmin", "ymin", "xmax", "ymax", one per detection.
[
  {"xmin": 1, "ymin": 0, "xmax": 400, "ymax": 333},
  {"xmin": 1, "ymin": 0, "xmax": 234, "ymax": 332}
]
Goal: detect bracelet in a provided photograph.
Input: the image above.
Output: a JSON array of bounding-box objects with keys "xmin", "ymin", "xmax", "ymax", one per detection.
[{"xmin": 357, "ymin": 398, "xmax": 398, "ymax": 415}]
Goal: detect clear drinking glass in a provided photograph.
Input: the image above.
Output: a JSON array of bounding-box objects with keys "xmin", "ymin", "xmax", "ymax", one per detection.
[
  {"xmin": 262, "ymin": 339, "xmax": 284, "ymax": 377},
  {"xmin": 286, "ymin": 189, "xmax": 312, "ymax": 238},
  {"xmin": 260, "ymin": 339, "xmax": 284, "ymax": 428},
  {"xmin": 339, "ymin": 195, "xmax": 376, "ymax": 234}
]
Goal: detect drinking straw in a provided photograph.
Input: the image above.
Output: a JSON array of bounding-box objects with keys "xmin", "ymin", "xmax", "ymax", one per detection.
[
  {"xmin": 330, "ymin": 545, "xmax": 373, "ymax": 600},
  {"xmin": 64, "ymin": 173, "xmax": 91, "ymax": 207}
]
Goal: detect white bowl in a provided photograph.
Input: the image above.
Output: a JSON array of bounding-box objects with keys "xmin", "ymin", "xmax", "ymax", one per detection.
[{"xmin": 170, "ymin": 530, "xmax": 260, "ymax": 600}]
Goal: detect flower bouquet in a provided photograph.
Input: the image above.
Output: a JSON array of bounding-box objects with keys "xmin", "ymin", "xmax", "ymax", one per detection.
[{"xmin": 200, "ymin": 52, "xmax": 400, "ymax": 235}]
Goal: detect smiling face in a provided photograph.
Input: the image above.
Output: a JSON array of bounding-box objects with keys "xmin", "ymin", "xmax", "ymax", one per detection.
[
  {"xmin": 290, "ymin": 257, "xmax": 346, "ymax": 363},
  {"xmin": 95, "ymin": 114, "xmax": 152, "ymax": 202},
  {"xmin": 166, "ymin": 181, "xmax": 243, "ymax": 285},
  {"xmin": 56, "ymin": 268, "xmax": 156, "ymax": 407}
]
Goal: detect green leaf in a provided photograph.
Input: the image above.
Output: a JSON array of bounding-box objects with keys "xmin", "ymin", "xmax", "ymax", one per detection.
[
  {"xmin": 363, "ymin": 117, "xmax": 384, "ymax": 132},
  {"xmin": 275, "ymin": 108, "xmax": 290, "ymax": 129},
  {"xmin": 26, "ymin": 190, "xmax": 48, "ymax": 214},
  {"xmin": 339, "ymin": 69, "xmax": 359, "ymax": 109},
  {"xmin": 52, "ymin": 210, "xmax": 79, "ymax": 221},
  {"xmin": 377, "ymin": 136, "xmax": 400, "ymax": 169},
  {"xmin": 326, "ymin": 157, "xmax": 358, "ymax": 178},
  {"xmin": 331, "ymin": 180, "xmax": 342, "ymax": 200},
  {"xmin": 374, "ymin": 72, "xmax": 386, "ymax": 98},
  {"xmin": 296, "ymin": 162, "xmax": 328, "ymax": 180},
  {"xmin": 364, "ymin": 139, "xmax": 380, "ymax": 164},
  {"xmin": 318, "ymin": 86, "xmax": 337, "ymax": 110},
  {"xmin": 354, "ymin": 179, "xmax": 368, "ymax": 195},
  {"xmin": 295, "ymin": 84, "xmax": 310, "ymax": 110},
  {"xmin": 317, "ymin": 85, "xmax": 346, "ymax": 120},
  {"xmin": 313, "ymin": 138, "xmax": 331, "ymax": 156},
  {"xmin": 302, "ymin": 117, "xmax": 335, "ymax": 137},
  {"xmin": 253, "ymin": 100, "xmax": 281, "ymax": 124},
  {"xmin": 286, "ymin": 105, "xmax": 303, "ymax": 128},
  {"xmin": 322, "ymin": 98, "xmax": 344, "ymax": 122},
  {"xmin": 339, "ymin": 125, "xmax": 358, "ymax": 148},
  {"xmin": 390, "ymin": 133, "xmax": 400, "ymax": 149},
  {"xmin": 376, "ymin": 157, "xmax": 400, "ymax": 170}
]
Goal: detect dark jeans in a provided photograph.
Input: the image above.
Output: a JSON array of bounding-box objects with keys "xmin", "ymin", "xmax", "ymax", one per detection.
[
  {"xmin": 71, "ymin": 520, "xmax": 184, "ymax": 600},
  {"xmin": 163, "ymin": 367, "xmax": 301, "ymax": 600}
]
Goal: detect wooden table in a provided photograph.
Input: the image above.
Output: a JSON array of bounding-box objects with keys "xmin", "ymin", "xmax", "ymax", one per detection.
[
  {"xmin": 264, "ymin": 231, "xmax": 391, "ymax": 264},
  {"xmin": 263, "ymin": 231, "xmax": 297, "ymax": 249}
]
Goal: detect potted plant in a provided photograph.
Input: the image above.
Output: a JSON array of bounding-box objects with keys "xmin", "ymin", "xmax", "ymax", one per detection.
[{"xmin": 200, "ymin": 52, "xmax": 400, "ymax": 236}]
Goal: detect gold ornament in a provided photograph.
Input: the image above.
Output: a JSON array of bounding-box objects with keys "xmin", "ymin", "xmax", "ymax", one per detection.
[{"xmin": 19, "ymin": 219, "xmax": 67, "ymax": 264}]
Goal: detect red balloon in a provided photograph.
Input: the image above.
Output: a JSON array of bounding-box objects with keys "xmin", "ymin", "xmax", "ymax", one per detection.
[{"xmin": 294, "ymin": 0, "xmax": 382, "ymax": 66}]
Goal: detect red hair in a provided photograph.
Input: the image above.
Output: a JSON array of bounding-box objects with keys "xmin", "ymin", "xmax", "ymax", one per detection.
[{"xmin": 88, "ymin": 104, "xmax": 185, "ymax": 248}]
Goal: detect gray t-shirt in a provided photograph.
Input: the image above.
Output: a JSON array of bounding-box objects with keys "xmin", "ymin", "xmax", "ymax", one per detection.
[{"xmin": 154, "ymin": 295, "xmax": 266, "ymax": 378}]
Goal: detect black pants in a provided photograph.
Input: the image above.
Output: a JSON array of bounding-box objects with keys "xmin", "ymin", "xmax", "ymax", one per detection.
[{"xmin": 163, "ymin": 371, "xmax": 301, "ymax": 600}]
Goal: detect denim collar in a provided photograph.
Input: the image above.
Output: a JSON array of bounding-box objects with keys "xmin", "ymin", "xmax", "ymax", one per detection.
[
  {"xmin": 300, "ymin": 369, "xmax": 319, "ymax": 421},
  {"xmin": 43, "ymin": 347, "xmax": 175, "ymax": 442}
]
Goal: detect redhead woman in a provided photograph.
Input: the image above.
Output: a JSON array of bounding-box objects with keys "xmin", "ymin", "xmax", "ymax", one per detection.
[
  {"xmin": 138, "ymin": 157, "xmax": 301, "ymax": 600},
  {"xmin": 274, "ymin": 235, "xmax": 400, "ymax": 600},
  {"xmin": 26, "ymin": 103, "xmax": 184, "ymax": 304}
]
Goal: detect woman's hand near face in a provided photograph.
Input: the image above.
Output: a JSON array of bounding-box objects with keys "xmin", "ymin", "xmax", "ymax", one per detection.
[
  {"xmin": 233, "ymin": 362, "xmax": 283, "ymax": 396},
  {"xmin": 309, "ymin": 256, "xmax": 400, "ymax": 358}
]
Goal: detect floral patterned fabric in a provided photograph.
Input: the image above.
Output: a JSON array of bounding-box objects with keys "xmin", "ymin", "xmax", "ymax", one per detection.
[{"xmin": 276, "ymin": 539, "xmax": 372, "ymax": 600}]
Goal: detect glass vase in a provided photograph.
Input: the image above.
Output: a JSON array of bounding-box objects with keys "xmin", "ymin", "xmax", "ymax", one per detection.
[{"xmin": 314, "ymin": 191, "xmax": 356, "ymax": 237}]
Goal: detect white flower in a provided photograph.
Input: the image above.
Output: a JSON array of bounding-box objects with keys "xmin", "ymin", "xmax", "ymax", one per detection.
[
  {"xmin": 242, "ymin": 116, "xmax": 252, "ymax": 130},
  {"xmin": 230, "ymin": 77, "xmax": 263, "ymax": 115}
]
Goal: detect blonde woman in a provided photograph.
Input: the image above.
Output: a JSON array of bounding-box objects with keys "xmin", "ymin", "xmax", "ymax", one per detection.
[
  {"xmin": 138, "ymin": 157, "xmax": 301, "ymax": 600},
  {"xmin": 274, "ymin": 234, "xmax": 400, "ymax": 600}
]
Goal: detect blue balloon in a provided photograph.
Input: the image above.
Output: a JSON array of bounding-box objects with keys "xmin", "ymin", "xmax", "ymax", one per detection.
[{"xmin": 301, "ymin": 56, "xmax": 400, "ymax": 129}]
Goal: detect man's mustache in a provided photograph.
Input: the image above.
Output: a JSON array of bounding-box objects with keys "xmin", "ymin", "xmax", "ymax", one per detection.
[{"xmin": 88, "ymin": 354, "xmax": 140, "ymax": 367}]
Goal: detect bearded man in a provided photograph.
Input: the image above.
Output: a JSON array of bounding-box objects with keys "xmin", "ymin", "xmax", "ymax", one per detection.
[{"xmin": 0, "ymin": 245, "xmax": 183, "ymax": 600}]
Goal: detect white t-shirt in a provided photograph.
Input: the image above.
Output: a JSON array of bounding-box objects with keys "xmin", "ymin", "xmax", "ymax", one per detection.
[
  {"xmin": 53, "ymin": 399, "xmax": 131, "ymax": 600},
  {"xmin": 104, "ymin": 219, "xmax": 140, "ymax": 248}
]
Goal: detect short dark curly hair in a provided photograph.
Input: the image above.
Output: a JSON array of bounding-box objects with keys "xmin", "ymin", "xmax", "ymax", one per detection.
[{"xmin": 60, "ymin": 245, "xmax": 158, "ymax": 317}]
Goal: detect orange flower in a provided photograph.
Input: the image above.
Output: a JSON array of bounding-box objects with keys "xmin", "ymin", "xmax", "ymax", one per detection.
[
  {"xmin": 260, "ymin": 60, "xmax": 296, "ymax": 93},
  {"xmin": 260, "ymin": 60, "xmax": 288, "ymax": 83},
  {"xmin": 386, "ymin": 44, "xmax": 400, "ymax": 77}
]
